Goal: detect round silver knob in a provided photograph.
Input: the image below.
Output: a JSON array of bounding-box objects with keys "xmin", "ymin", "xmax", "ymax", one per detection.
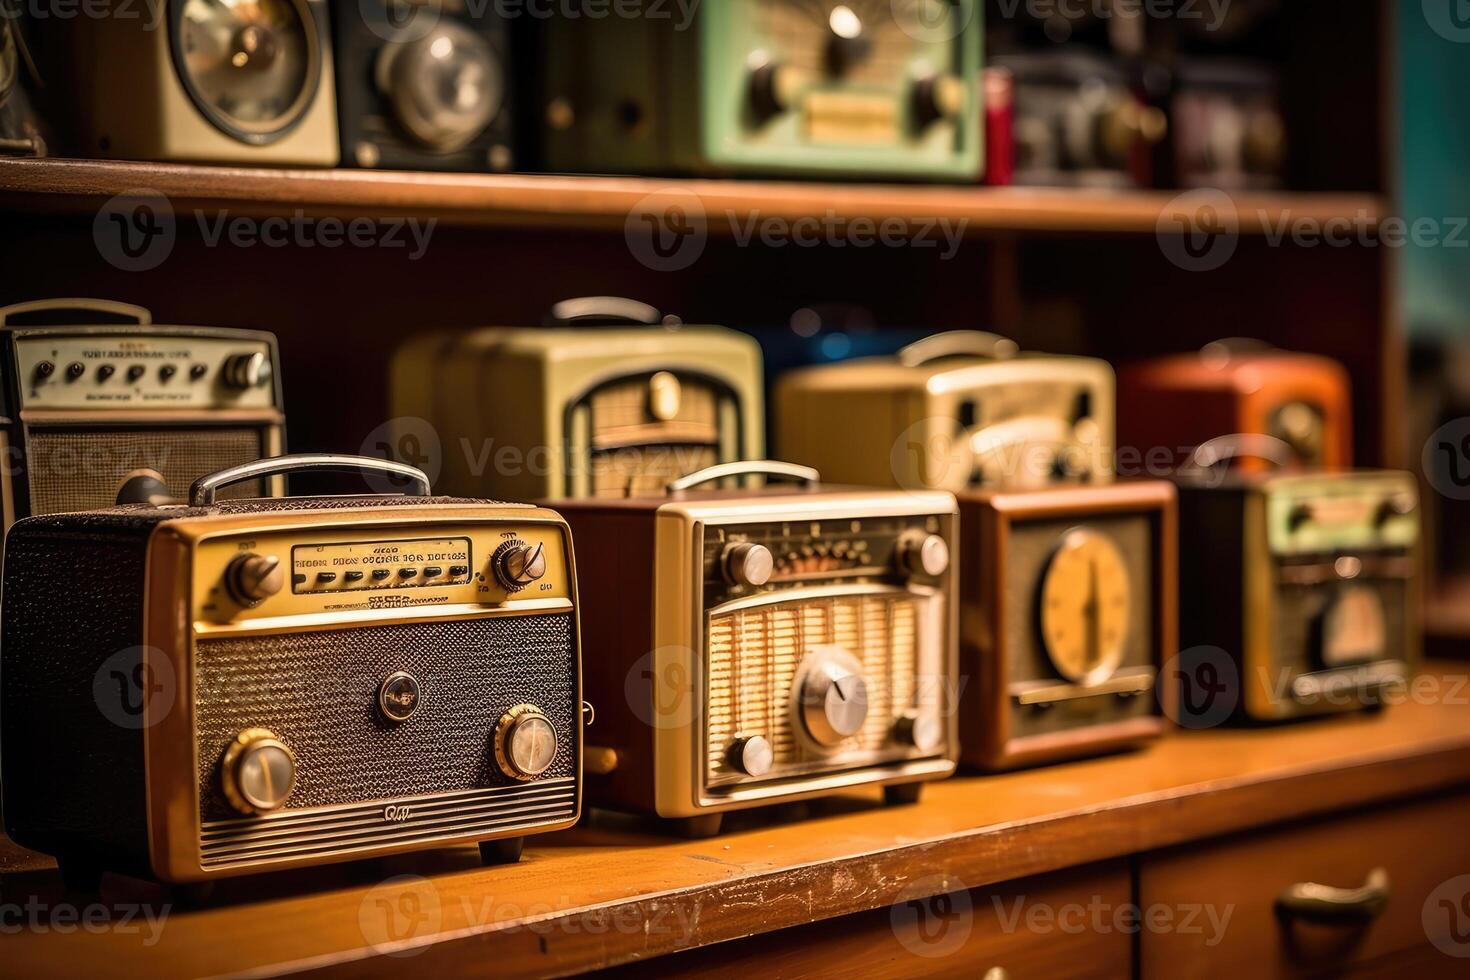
[
  {"xmin": 894, "ymin": 713, "xmax": 942, "ymax": 754},
  {"xmin": 494, "ymin": 704, "xmax": 558, "ymax": 780},
  {"xmin": 494, "ymin": 541, "xmax": 546, "ymax": 591},
  {"xmin": 221, "ymin": 728, "xmax": 295, "ymax": 815},
  {"xmin": 914, "ymin": 73, "xmax": 967, "ymax": 123},
  {"xmin": 898, "ymin": 532, "xmax": 950, "ymax": 577},
  {"xmin": 222, "ymin": 351, "xmax": 272, "ymax": 389},
  {"xmin": 724, "ymin": 542, "xmax": 774, "ymax": 587},
  {"xmin": 800, "ymin": 654, "xmax": 869, "ymax": 746},
  {"xmin": 728, "ymin": 735, "xmax": 773, "ymax": 777},
  {"xmin": 379, "ymin": 22, "xmax": 502, "ymax": 152},
  {"xmin": 226, "ymin": 553, "xmax": 284, "ymax": 606}
]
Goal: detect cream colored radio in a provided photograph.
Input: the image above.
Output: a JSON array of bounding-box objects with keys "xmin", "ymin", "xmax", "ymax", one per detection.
[
  {"xmin": 777, "ymin": 331, "xmax": 1114, "ymax": 492},
  {"xmin": 556, "ymin": 462, "xmax": 958, "ymax": 837}
]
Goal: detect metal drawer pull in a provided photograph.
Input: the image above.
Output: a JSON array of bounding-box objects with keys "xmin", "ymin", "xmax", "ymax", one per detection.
[{"xmin": 1275, "ymin": 867, "xmax": 1390, "ymax": 924}]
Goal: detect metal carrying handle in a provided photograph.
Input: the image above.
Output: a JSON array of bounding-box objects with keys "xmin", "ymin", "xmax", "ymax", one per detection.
[
  {"xmin": 549, "ymin": 296, "xmax": 662, "ymax": 326},
  {"xmin": 1200, "ymin": 337, "xmax": 1277, "ymax": 361},
  {"xmin": 899, "ymin": 331, "xmax": 1020, "ymax": 367},
  {"xmin": 666, "ymin": 460, "xmax": 820, "ymax": 494},
  {"xmin": 189, "ymin": 454, "xmax": 432, "ymax": 506},
  {"xmin": 0, "ymin": 298, "xmax": 152, "ymax": 327},
  {"xmin": 1188, "ymin": 434, "xmax": 1293, "ymax": 472},
  {"xmin": 1275, "ymin": 867, "xmax": 1390, "ymax": 925}
]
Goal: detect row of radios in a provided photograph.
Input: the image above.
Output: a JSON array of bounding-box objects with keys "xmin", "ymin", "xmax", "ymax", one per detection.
[
  {"xmin": 0, "ymin": 0, "xmax": 1279, "ymax": 187},
  {"xmin": 1, "ymin": 299, "xmax": 1415, "ymax": 884}
]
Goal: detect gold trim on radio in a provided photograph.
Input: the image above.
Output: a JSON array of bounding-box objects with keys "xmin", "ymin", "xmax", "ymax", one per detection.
[{"xmin": 1011, "ymin": 668, "xmax": 1157, "ymax": 706}]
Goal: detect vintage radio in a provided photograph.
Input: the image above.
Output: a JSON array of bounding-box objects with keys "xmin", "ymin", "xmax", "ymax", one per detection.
[
  {"xmin": 540, "ymin": 0, "xmax": 983, "ymax": 180},
  {"xmin": 1118, "ymin": 342, "xmax": 1352, "ymax": 473},
  {"xmin": 0, "ymin": 299, "xmax": 286, "ymax": 529},
  {"xmin": 1171, "ymin": 59, "xmax": 1284, "ymax": 190},
  {"xmin": 0, "ymin": 12, "xmax": 46, "ymax": 156},
  {"xmin": 1175, "ymin": 468, "xmax": 1418, "ymax": 722},
  {"xmin": 959, "ymin": 481, "xmax": 1176, "ymax": 769},
  {"xmin": 64, "ymin": 0, "xmax": 337, "ymax": 164},
  {"xmin": 1, "ymin": 455, "xmax": 583, "ymax": 882},
  {"xmin": 994, "ymin": 50, "xmax": 1165, "ymax": 188},
  {"xmin": 390, "ymin": 298, "xmax": 764, "ymax": 500},
  {"xmin": 558, "ymin": 462, "xmax": 958, "ymax": 837},
  {"xmin": 335, "ymin": 0, "xmax": 513, "ymax": 171},
  {"xmin": 777, "ymin": 331, "xmax": 1115, "ymax": 492}
]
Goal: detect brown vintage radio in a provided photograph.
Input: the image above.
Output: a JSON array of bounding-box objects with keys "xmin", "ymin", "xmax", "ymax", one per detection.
[
  {"xmin": 557, "ymin": 462, "xmax": 958, "ymax": 837},
  {"xmin": 390, "ymin": 298, "xmax": 764, "ymax": 500},
  {"xmin": 1118, "ymin": 341, "xmax": 1353, "ymax": 473},
  {"xmin": 0, "ymin": 455, "xmax": 583, "ymax": 882},
  {"xmin": 960, "ymin": 481, "xmax": 1176, "ymax": 770},
  {"xmin": 1175, "ymin": 467, "xmax": 1419, "ymax": 723},
  {"xmin": 0, "ymin": 299, "xmax": 286, "ymax": 529},
  {"xmin": 776, "ymin": 331, "xmax": 1114, "ymax": 492}
]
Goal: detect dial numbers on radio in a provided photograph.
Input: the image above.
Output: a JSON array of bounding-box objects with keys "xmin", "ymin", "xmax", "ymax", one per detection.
[{"xmin": 1039, "ymin": 527, "xmax": 1131, "ymax": 686}]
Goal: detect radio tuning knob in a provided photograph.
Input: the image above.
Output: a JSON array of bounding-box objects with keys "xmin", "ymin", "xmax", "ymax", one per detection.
[
  {"xmin": 494, "ymin": 541, "xmax": 546, "ymax": 591},
  {"xmin": 226, "ymin": 553, "xmax": 285, "ymax": 606},
  {"xmin": 221, "ymin": 728, "xmax": 296, "ymax": 815},
  {"xmin": 494, "ymin": 704, "xmax": 558, "ymax": 780},
  {"xmin": 222, "ymin": 352, "xmax": 273, "ymax": 389},
  {"xmin": 1376, "ymin": 494, "xmax": 1415, "ymax": 527},
  {"xmin": 898, "ymin": 532, "xmax": 950, "ymax": 577},
  {"xmin": 749, "ymin": 62, "xmax": 798, "ymax": 118},
  {"xmin": 895, "ymin": 713, "xmax": 942, "ymax": 754},
  {"xmin": 801, "ymin": 656, "xmax": 870, "ymax": 746},
  {"xmin": 723, "ymin": 542, "xmax": 774, "ymax": 587},
  {"xmin": 728, "ymin": 735, "xmax": 773, "ymax": 777},
  {"xmin": 914, "ymin": 73, "xmax": 967, "ymax": 124}
]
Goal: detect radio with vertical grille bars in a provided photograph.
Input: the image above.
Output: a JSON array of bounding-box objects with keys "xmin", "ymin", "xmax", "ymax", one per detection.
[
  {"xmin": 0, "ymin": 299, "xmax": 287, "ymax": 532},
  {"xmin": 558, "ymin": 462, "xmax": 957, "ymax": 837},
  {"xmin": 0, "ymin": 456, "xmax": 582, "ymax": 882}
]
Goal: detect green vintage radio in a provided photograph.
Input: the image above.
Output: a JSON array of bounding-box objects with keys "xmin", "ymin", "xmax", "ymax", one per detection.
[{"xmin": 540, "ymin": 1, "xmax": 983, "ymax": 180}]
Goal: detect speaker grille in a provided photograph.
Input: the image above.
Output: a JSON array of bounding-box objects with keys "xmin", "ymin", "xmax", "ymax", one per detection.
[
  {"xmin": 704, "ymin": 590, "xmax": 929, "ymax": 787},
  {"xmin": 193, "ymin": 613, "xmax": 577, "ymax": 830},
  {"xmin": 24, "ymin": 426, "xmax": 269, "ymax": 514},
  {"xmin": 579, "ymin": 374, "xmax": 726, "ymax": 498}
]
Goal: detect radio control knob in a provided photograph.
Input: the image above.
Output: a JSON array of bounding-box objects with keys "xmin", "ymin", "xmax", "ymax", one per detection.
[
  {"xmin": 728, "ymin": 735, "xmax": 774, "ymax": 777},
  {"xmin": 495, "ymin": 704, "xmax": 558, "ymax": 780},
  {"xmin": 222, "ymin": 352, "xmax": 272, "ymax": 389},
  {"xmin": 749, "ymin": 61, "xmax": 799, "ymax": 117},
  {"xmin": 914, "ymin": 73, "xmax": 967, "ymax": 124},
  {"xmin": 494, "ymin": 541, "xmax": 546, "ymax": 591},
  {"xmin": 724, "ymin": 542, "xmax": 774, "ymax": 587},
  {"xmin": 226, "ymin": 553, "xmax": 285, "ymax": 606},
  {"xmin": 898, "ymin": 532, "xmax": 950, "ymax": 577},
  {"xmin": 221, "ymin": 728, "xmax": 296, "ymax": 815},
  {"xmin": 800, "ymin": 655, "xmax": 869, "ymax": 746},
  {"xmin": 1376, "ymin": 494, "xmax": 1415, "ymax": 527},
  {"xmin": 894, "ymin": 713, "xmax": 942, "ymax": 754}
]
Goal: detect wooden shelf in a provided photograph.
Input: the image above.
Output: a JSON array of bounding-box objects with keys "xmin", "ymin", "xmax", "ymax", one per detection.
[
  {"xmin": 4, "ymin": 664, "xmax": 1469, "ymax": 978},
  {"xmin": 0, "ymin": 157, "xmax": 1387, "ymax": 235}
]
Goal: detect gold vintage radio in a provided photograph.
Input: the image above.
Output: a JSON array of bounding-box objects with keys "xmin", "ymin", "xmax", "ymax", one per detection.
[
  {"xmin": 776, "ymin": 331, "xmax": 1114, "ymax": 491},
  {"xmin": 0, "ymin": 298, "xmax": 286, "ymax": 530},
  {"xmin": 0, "ymin": 455, "xmax": 583, "ymax": 882},
  {"xmin": 391, "ymin": 298, "xmax": 764, "ymax": 500},
  {"xmin": 63, "ymin": 0, "xmax": 338, "ymax": 164},
  {"xmin": 1176, "ymin": 467, "xmax": 1419, "ymax": 722},
  {"xmin": 557, "ymin": 462, "xmax": 958, "ymax": 837},
  {"xmin": 959, "ymin": 482, "xmax": 1177, "ymax": 769}
]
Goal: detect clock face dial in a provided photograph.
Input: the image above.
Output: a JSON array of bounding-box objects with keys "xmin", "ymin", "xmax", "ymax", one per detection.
[{"xmin": 1039, "ymin": 527, "xmax": 1131, "ymax": 685}]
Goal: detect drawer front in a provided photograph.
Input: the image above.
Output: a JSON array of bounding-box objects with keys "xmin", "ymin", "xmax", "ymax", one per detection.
[
  {"xmin": 1139, "ymin": 791, "xmax": 1470, "ymax": 979},
  {"xmin": 603, "ymin": 862, "xmax": 1132, "ymax": 979}
]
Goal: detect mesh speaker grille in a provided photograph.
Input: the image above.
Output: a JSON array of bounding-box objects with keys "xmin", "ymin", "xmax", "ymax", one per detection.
[
  {"xmin": 25, "ymin": 426, "xmax": 269, "ymax": 514},
  {"xmin": 705, "ymin": 591, "xmax": 925, "ymax": 787},
  {"xmin": 193, "ymin": 613, "xmax": 577, "ymax": 824},
  {"xmin": 580, "ymin": 374, "xmax": 725, "ymax": 498}
]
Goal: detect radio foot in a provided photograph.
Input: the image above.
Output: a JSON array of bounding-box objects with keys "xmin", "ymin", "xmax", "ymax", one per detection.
[
  {"xmin": 665, "ymin": 814, "xmax": 723, "ymax": 839},
  {"xmin": 883, "ymin": 783, "xmax": 924, "ymax": 806},
  {"xmin": 479, "ymin": 837, "xmax": 525, "ymax": 866}
]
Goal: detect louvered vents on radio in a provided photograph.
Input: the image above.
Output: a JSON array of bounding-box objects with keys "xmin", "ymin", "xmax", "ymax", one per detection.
[
  {"xmin": 705, "ymin": 591, "xmax": 927, "ymax": 787},
  {"xmin": 579, "ymin": 375, "xmax": 728, "ymax": 498}
]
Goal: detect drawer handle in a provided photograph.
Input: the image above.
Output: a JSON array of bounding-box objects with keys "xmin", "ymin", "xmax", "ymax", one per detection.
[{"xmin": 1275, "ymin": 867, "xmax": 1390, "ymax": 924}]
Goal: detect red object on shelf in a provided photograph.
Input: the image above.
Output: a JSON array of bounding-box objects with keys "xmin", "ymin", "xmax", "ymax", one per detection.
[{"xmin": 983, "ymin": 67, "xmax": 1014, "ymax": 186}]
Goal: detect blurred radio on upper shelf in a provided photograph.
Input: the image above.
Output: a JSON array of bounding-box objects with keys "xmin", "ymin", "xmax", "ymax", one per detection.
[
  {"xmin": 1, "ymin": 455, "xmax": 585, "ymax": 882},
  {"xmin": 539, "ymin": 0, "xmax": 984, "ymax": 180},
  {"xmin": 61, "ymin": 0, "xmax": 338, "ymax": 165},
  {"xmin": 1174, "ymin": 466, "xmax": 1418, "ymax": 723},
  {"xmin": 0, "ymin": 12, "xmax": 47, "ymax": 157},
  {"xmin": 1118, "ymin": 340, "xmax": 1352, "ymax": 475},
  {"xmin": 0, "ymin": 298, "xmax": 286, "ymax": 533},
  {"xmin": 558, "ymin": 461, "xmax": 959, "ymax": 837},
  {"xmin": 1171, "ymin": 59, "xmax": 1284, "ymax": 190},
  {"xmin": 776, "ymin": 330, "xmax": 1114, "ymax": 493},
  {"xmin": 390, "ymin": 298, "xmax": 764, "ymax": 500},
  {"xmin": 335, "ymin": 0, "xmax": 514, "ymax": 172}
]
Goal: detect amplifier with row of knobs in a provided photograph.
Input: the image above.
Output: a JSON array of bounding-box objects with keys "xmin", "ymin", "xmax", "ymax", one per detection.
[{"xmin": 0, "ymin": 456, "xmax": 583, "ymax": 882}]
